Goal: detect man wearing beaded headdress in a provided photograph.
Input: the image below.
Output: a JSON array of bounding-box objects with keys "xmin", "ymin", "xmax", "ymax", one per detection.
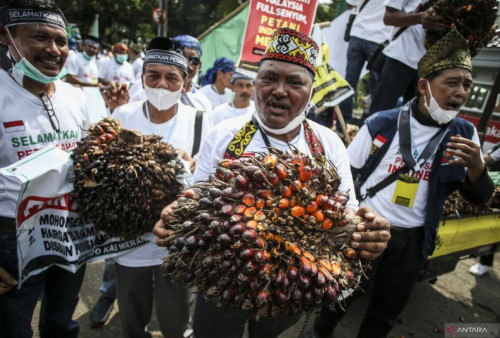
[
  {"xmin": 153, "ymin": 27, "xmax": 392, "ymax": 338},
  {"xmin": 0, "ymin": 0, "xmax": 89, "ymax": 337},
  {"xmin": 312, "ymin": 28, "xmax": 495, "ymax": 338},
  {"xmin": 105, "ymin": 36, "xmax": 212, "ymax": 338}
]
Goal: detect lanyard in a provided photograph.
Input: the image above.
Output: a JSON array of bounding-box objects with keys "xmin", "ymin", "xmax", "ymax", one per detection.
[
  {"xmin": 144, "ymin": 101, "xmax": 178, "ymax": 143},
  {"xmin": 398, "ymin": 102, "xmax": 449, "ymax": 171}
]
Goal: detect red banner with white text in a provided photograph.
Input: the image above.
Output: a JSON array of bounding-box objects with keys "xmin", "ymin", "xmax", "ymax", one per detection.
[{"xmin": 238, "ymin": 0, "xmax": 318, "ymax": 74}]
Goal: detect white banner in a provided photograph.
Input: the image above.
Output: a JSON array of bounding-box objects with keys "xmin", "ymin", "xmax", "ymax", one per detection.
[{"xmin": 0, "ymin": 146, "xmax": 149, "ymax": 286}]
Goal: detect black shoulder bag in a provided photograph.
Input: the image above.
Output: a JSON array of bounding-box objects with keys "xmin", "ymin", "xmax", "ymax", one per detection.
[{"xmin": 344, "ymin": 0, "xmax": 370, "ymax": 42}]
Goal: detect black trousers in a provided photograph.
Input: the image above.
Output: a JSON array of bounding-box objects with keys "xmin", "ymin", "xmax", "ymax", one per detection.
[
  {"xmin": 193, "ymin": 296, "xmax": 301, "ymax": 338},
  {"xmin": 314, "ymin": 227, "xmax": 426, "ymax": 338}
]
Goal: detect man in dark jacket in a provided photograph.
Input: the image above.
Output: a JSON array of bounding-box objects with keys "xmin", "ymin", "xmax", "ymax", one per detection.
[{"xmin": 313, "ymin": 29, "xmax": 495, "ymax": 338}]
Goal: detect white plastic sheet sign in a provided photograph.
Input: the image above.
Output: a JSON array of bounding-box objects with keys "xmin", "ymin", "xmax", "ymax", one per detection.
[{"xmin": 0, "ymin": 146, "xmax": 149, "ymax": 286}]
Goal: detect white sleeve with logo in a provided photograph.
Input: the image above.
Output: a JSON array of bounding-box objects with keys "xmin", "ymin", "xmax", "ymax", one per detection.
[{"xmin": 347, "ymin": 125, "xmax": 374, "ymax": 169}]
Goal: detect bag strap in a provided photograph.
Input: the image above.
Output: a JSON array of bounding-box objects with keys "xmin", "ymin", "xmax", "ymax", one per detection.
[
  {"xmin": 191, "ymin": 110, "xmax": 203, "ymax": 157},
  {"xmin": 358, "ymin": 0, "xmax": 370, "ymax": 13}
]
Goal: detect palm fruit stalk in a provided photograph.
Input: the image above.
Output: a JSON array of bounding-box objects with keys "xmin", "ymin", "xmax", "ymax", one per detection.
[
  {"xmin": 427, "ymin": 0, "xmax": 498, "ymax": 56},
  {"xmin": 161, "ymin": 148, "xmax": 369, "ymax": 318},
  {"xmin": 71, "ymin": 118, "xmax": 185, "ymax": 238}
]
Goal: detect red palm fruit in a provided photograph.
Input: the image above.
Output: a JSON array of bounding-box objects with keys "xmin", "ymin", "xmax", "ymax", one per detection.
[
  {"xmin": 240, "ymin": 248, "xmax": 254, "ymax": 260},
  {"xmin": 235, "ymin": 175, "xmax": 247, "ymax": 189},
  {"xmin": 242, "ymin": 193, "xmax": 255, "ymax": 206},
  {"xmin": 222, "ymin": 289, "xmax": 235, "ymax": 303},
  {"xmin": 281, "ymin": 186, "xmax": 292, "ymax": 198},
  {"xmin": 305, "ymin": 201, "xmax": 318, "ymax": 214},
  {"xmin": 255, "ymin": 198, "xmax": 265, "ymax": 209},
  {"xmin": 256, "ymin": 290, "xmax": 269, "ymax": 306},
  {"xmin": 202, "ymin": 229, "xmax": 215, "ymax": 240},
  {"xmin": 275, "ymin": 290, "xmax": 289, "ymax": 305},
  {"xmin": 315, "ymin": 270, "xmax": 326, "ymax": 285},
  {"xmin": 282, "ymin": 276, "xmax": 291, "ymax": 289},
  {"xmin": 243, "ymin": 260, "xmax": 258, "ymax": 274},
  {"xmin": 244, "ymin": 207, "xmax": 257, "ymax": 218},
  {"xmin": 242, "ymin": 229, "xmax": 258, "ymax": 240},
  {"xmin": 334, "ymin": 193, "xmax": 349, "ymax": 205},
  {"xmin": 222, "ymin": 187, "xmax": 233, "ymax": 198},
  {"xmin": 274, "ymin": 163, "xmax": 288, "ymax": 179},
  {"xmin": 291, "ymin": 154, "xmax": 304, "ymax": 167},
  {"xmin": 105, "ymin": 133, "xmax": 114, "ymax": 141},
  {"xmin": 253, "ymin": 169, "xmax": 266, "ymax": 183},
  {"xmin": 344, "ymin": 248, "xmax": 357, "ymax": 258},
  {"xmin": 346, "ymin": 269, "xmax": 355, "ymax": 280},
  {"xmin": 234, "ymin": 205, "xmax": 247, "ymax": 214},
  {"xmin": 223, "ymin": 170, "xmax": 235, "ymax": 183},
  {"xmin": 290, "ymin": 180, "xmax": 303, "ymax": 192},
  {"xmin": 300, "ymin": 256, "xmax": 312, "ymax": 275},
  {"xmin": 253, "ymin": 211, "xmax": 266, "ymax": 221},
  {"xmin": 321, "ymin": 218, "xmax": 334, "ymax": 230},
  {"xmin": 303, "ymin": 251, "xmax": 316, "ymax": 262},
  {"xmin": 272, "ymin": 207, "xmax": 281, "ymax": 215},
  {"xmin": 299, "ymin": 274, "xmax": 311, "ymax": 287},
  {"xmin": 330, "ymin": 262, "xmax": 342, "ymax": 277},
  {"xmin": 98, "ymin": 135, "xmax": 107, "ymax": 143},
  {"xmin": 287, "ymin": 266, "xmax": 299, "ymax": 280},
  {"xmin": 291, "ymin": 206, "xmax": 305, "ymax": 217},
  {"xmin": 289, "ymin": 197, "xmax": 297, "ymax": 208},
  {"xmin": 310, "ymin": 262, "xmax": 318, "ymax": 277},
  {"xmin": 253, "ymin": 250, "xmax": 264, "ymax": 263},
  {"xmin": 237, "ymin": 273, "xmax": 251, "ymax": 284},
  {"xmin": 267, "ymin": 172, "xmax": 280, "ymax": 185},
  {"xmin": 218, "ymin": 233, "xmax": 232, "ymax": 246},
  {"xmin": 292, "ymin": 289, "xmax": 303, "ymax": 303},
  {"xmin": 255, "ymin": 237, "xmax": 266, "ymax": 249},
  {"xmin": 258, "ymin": 264, "xmax": 273, "ymax": 280},
  {"xmin": 230, "ymin": 214, "xmax": 242, "ymax": 223},
  {"xmin": 313, "ymin": 287, "xmax": 325, "ymax": 302},
  {"xmin": 318, "ymin": 266, "xmax": 334, "ymax": 283},
  {"xmin": 245, "ymin": 220, "xmax": 258, "ymax": 229},
  {"xmin": 181, "ymin": 189, "xmax": 197, "ymax": 199},
  {"xmin": 304, "ymin": 291, "xmax": 313, "ymax": 304},
  {"xmin": 198, "ymin": 197, "xmax": 213, "ymax": 209},
  {"xmin": 313, "ymin": 210, "xmax": 325, "ymax": 222},
  {"xmin": 229, "ymin": 223, "xmax": 245, "ymax": 235},
  {"xmin": 299, "ymin": 165, "xmax": 312, "ymax": 181},
  {"xmin": 257, "ymin": 189, "xmax": 271, "ymax": 199},
  {"xmin": 316, "ymin": 194, "xmax": 329, "ymax": 207},
  {"xmin": 263, "ymin": 153, "xmax": 278, "ymax": 169},
  {"xmin": 278, "ymin": 198, "xmax": 290, "ymax": 209},
  {"xmin": 325, "ymin": 285, "xmax": 337, "ymax": 301},
  {"xmin": 273, "ymin": 270, "xmax": 285, "ymax": 286},
  {"xmin": 232, "ymin": 190, "xmax": 245, "ymax": 199},
  {"xmin": 244, "ymin": 165, "xmax": 260, "ymax": 177},
  {"xmin": 229, "ymin": 159, "xmax": 241, "ymax": 169}
]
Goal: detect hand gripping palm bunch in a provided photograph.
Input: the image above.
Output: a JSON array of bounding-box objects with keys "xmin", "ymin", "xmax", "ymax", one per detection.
[
  {"xmin": 162, "ymin": 148, "xmax": 369, "ymax": 318},
  {"xmin": 72, "ymin": 118, "xmax": 185, "ymax": 238}
]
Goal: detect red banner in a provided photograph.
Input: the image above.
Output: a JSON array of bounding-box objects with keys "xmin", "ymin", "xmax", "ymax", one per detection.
[
  {"xmin": 238, "ymin": 0, "xmax": 318, "ymax": 73},
  {"xmin": 459, "ymin": 114, "xmax": 500, "ymax": 144}
]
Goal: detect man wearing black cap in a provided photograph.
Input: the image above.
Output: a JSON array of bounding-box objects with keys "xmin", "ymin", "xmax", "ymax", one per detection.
[
  {"xmin": 154, "ymin": 28, "xmax": 391, "ymax": 338},
  {"xmin": 0, "ymin": 1, "xmax": 88, "ymax": 337},
  {"xmin": 108, "ymin": 37, "xmax": 212, "ymax": 338},
  {"xmin": 66, "ymin": 35, "xmax": 100, "ymax": 87}
]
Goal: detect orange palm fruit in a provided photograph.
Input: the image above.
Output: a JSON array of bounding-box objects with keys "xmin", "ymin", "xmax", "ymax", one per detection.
[
  {"xmin": 242, "ymin": 193, "xmax": 255, "ymax": 207},
  {"xmin": 281, "ymin": 186, "xmax": 292, "ymax": 198},
  {"xmin": 305, "ymin": 201, "xmax": 318, "ymax": 214},
  {"xmin": 290, "ymin": 206, "xmax": 305, "ymax": 217},
  {"xmin": 234, "ymin": 205, "xmax": 247, "ymax": 214},
  {"xmin": 274, "ymin": 163, "xmax": 287, "ymax": 180},
  {"xmin": 312, "ymin": 210, "xmax": 324, "ymax": 222},
  {"xmin": 255, "ymin": 198, "xmax": 265, "ymax": 209},
  {"xmin": 321, "ymin": 218, "xmax": 334, "ymax": 230},
  {"xmin": 299, "ymin": 165, "xmax": 312, "ymax": 181},
  {"xmin": 316, "ymin": 194, "xmax": 329, "ymax": 207},
  {"xmin": 278, "ymin": 198, "xmax": 290, "ymax": 209},
  {"xmin": 244, "ymin": 207, "xmax": 257, "ymax": 218},
  {"xmin": 263, "ymin": 153, "xmax": 278, "ymax": 169}
]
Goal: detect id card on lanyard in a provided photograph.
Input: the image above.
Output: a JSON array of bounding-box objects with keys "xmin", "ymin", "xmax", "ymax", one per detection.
[{"xmin": 392, "ymin": 103, "xmax": 449, "ymax": 208}]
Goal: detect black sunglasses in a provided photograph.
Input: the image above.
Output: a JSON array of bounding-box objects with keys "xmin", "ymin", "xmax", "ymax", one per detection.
[
  {"xmin": 188, "ymin": 55, "xmax": 201, "ymax": 66},
  {"xmin": 39, "ymin": 93, "xmax": 60, "ymax": 132}
]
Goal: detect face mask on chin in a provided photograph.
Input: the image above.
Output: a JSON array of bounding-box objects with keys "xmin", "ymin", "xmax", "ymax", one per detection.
[
  {"xmin": 144, "ymin": 84, "xmax": 182, "ymax": 111},
  {"xmin": 424, "ymin": 81, "xmax": 459, "ymax": 125},
  {"xmin": 253, "ymin": 88, "xmax": 313, "ymax": 135},
  {"xmin": 7, "ymin": 28, "xmax": 67, "ymax": 86}
]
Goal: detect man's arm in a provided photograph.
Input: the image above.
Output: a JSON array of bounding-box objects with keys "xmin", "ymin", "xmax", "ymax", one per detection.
[
  {"xmin": 384, "ymin": 6, "xmax": 444, "ymax": 31},
  {"xmin": 66, "ymin": 74, "xmax": 99, "ymax": 87}
]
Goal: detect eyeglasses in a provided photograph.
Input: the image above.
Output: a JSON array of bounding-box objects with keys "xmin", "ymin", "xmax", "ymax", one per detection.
[
  {"xmin": 39, "ymin": 93, "xmax": 60, "ymax": 132},
  {"xmin": 188, "ymin": 55, "xmax": 201, "ymax": 66}
]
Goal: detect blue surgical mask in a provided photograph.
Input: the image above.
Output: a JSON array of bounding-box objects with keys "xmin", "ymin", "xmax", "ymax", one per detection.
[
  {"xmin": 7, "ymin": 27, "xmax": 67, "ymax": 85},
  {"xmin": 83, "ymin": 52, "xmax": 95, "ymax": 61},
  {"xmin": 115, "ymin": 54, "xmax": 128, "ymax": 64}
]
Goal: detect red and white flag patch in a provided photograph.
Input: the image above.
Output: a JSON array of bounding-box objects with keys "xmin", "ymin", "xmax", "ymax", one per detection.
[
  {"xmin": 3, "ymin": 120, "xmax": 25, "ymax": 133},
  {"xmin": 373, "ymin": 134, "xmax": 387, "ymax": 148}
]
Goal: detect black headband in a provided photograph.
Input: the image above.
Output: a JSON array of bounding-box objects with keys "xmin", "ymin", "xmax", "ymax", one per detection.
[
  {"xmin": 0, "ymin": 6, "xmax": 66, "ymax": 31},
  {"xmin": 144, "ymin": 49, "xmax": 188, "ymax": 75}
]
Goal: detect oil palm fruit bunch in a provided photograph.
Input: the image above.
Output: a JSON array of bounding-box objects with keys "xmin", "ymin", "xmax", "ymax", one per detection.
[
  {"xmin": 161, "ymin": 148, "xmax": 368, "ymax": 318},
  {"xmin": 443, "ymin": 189, "xmax": 492, "ymax": 216},
  {"xmin": 427, "ymin": 0, "xmax": 498, "ymax": 56},
  {"xmin": 72, "ymin": 118, "xmax": 185, "ymax": 238}
]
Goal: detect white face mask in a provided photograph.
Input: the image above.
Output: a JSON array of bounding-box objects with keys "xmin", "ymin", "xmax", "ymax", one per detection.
[
  {"xmin": 424, "ymin": 81, "xmax": 459, "ymax": 125},
  {"xmin": 144, "ymin": 84, "xmax": 182, "ymax": 111},
  {"xmin": 253, "ymin": 88, "xmax": 313, "ymax": 135}
]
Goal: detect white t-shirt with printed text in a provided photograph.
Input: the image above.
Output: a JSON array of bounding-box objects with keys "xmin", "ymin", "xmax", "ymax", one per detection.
[
  {"xmin": 65, "ymin": 52, "xmax": 99, "ymax": 84},
  {"xmin": 100, "ymin": 58, "xmax": 135, "ymax": 87},
  {"xmin": 348, "ymin": 114, "xmax": 480, "ymax": 228},
  {"xmin": 0, "ymin": 70, "xmax": 89, "ymax": 218},
  {"xmin": 112, "ymin": 100, "xmax": 212, "ymax": 267}
]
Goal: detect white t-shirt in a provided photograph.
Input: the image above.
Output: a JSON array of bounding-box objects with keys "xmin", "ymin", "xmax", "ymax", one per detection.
[
  {"xmin": 0, "ymin": 70, "xmax": 89, "ymax": 218},
  {"xmin": 193, "ymin": 115, "xmax": 358, "ymax": 210},
  {"xmin": 65, "ymin": 52, "xmax": 99, "ymax": 84},
  {"xmin": 199, "ymin": 84, "xmax": 233, "ymax": 110},
  {"xmin": 100, "ymin": 58, "xmax": 135, "ymax": 87},
  {"xmin": 185, "ymin": 90, "xmax": 213, "ymax": 113},
  {"xmin": 348, "ymin": 114, "xmax": 481, "ymax": 228},
  {"xmin": 112, "ymin": 100, "xmax": 212, "ymax": 267},
  {"xmin": 96, "ymin": 55, "xmax": 111, "ymax": 75},
  {"xmin": 206, "ymin": 101, "xmax": 255, "ymax": 127},
  {"xmin": 382, "ymin": 0, "xmax": 428, "ymax": 69},
  {"xmin": 348, "ymin": 0, "xmax": 393, "ymax": 44}
]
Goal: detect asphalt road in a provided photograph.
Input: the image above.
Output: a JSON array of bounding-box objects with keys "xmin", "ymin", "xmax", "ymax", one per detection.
[{"xmin": 30, "ymin": 255, "xmax": 500, "ymax": 337}]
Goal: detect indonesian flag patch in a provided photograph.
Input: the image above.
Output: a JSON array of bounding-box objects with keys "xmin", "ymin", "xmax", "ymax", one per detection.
[
  {"xmin": 3, "ymin": 120, "xmax": 25, "ymax": 133},
  {"xmin": 442, "ymin": 150, "xmax": 454, "ymax": 164},
  {"xmin": 370, "ymin": 134, "xmax": 387, "ymax": 155}
]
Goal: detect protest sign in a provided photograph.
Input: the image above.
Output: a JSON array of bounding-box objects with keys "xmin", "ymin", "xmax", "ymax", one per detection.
[
  {"xmin": 238, "ymin": 0, "xmax": 318, "ymax": 73},
  {"xmin": 0, "ymin": 146, "xmax": 149, "ymax": 286}
]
